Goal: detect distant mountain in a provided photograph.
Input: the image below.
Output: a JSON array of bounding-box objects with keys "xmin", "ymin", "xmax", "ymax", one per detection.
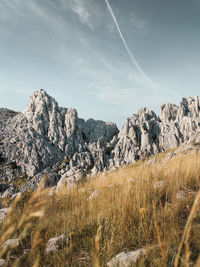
[{"xmin": 1, "ymin": 89, "xmax": 200, "ymax": 194}]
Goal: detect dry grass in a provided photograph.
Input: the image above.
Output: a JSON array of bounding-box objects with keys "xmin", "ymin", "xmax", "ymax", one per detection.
[{"xmin": 1, "ymin": 151, "xmax": 200, "ymax": 266}]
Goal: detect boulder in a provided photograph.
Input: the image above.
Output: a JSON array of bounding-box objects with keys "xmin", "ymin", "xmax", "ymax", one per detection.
[
  {"xmin": 0, "ymin": 208, "xmax": 8, "ymax": 224},
  {"xmin": 45, "ymin": 234, "xmax": 66, "ymax": 254},
  {"xmin": 1, "ymin": 239, "xmax": 23, "ymax": 255},
  {"xmin": 107, "ymin": 249, "xmax": 146, "ymax": 267},
  {"xmin": 0, "ymin": 259, "xmax": 5, "ymax": 266}
]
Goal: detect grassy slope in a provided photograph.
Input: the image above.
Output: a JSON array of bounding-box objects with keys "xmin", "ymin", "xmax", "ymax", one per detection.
[{"xmin": 1, "ymin": 148, "xmax": 200, "ymax": 266}]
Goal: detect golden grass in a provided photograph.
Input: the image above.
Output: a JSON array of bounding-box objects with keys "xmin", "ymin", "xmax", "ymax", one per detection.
[{"xmin": 1, "ymin": 151, "xmax": 200, "ymax": 266}]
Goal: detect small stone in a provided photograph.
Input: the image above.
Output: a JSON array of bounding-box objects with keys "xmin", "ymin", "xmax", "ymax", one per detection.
[
  {"xmin": 0, "ymin": 208, "xmax": 8, "ymax": 224},
  {"xmin": 154, "ymin": 181, "xmax": 165, "ymax": 190},
  {"xmin": 46, "ymin": 234, "xmax": 66, "ymax": 254},
  {"xmin": 176, "ymin": 190, "xmax": 185, "ymax": 200},
  {"xmin": 0, "ymin": 259, "xmax": 5, "ymax": 266},
  {"xmin": 107, "ymin": 249, "xmax": 146, "ymax": 267},
  {"xmin": 1, "ymin": 238, "xmax": 23, "ymax": 255}
]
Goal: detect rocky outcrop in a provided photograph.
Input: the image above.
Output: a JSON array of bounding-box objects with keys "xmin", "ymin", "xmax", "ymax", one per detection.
[
  {"xmin": 0, "ymin": 90, "xmax": 118, "ymax": 191},
  {"xmin": 0, "ymin": 259, "xmax": 5, "ymax": 266},
  {"xmin": 0, "ymin": 108, "xmax": 18, "ymax": 125},
  {"xmin": 0, "ymin": 208, "xmax": 8, "ymax": 224},
  {"xmin": 111, "ymin": 108, "xmax": 160, "ymax": 167},
  {"xmin": 111, "ymin": 96, "xmax": 200, "ymax": 166},
  {"xmin": 45, "ymin": 234, "xmax": 67, "ymax": 254},
  {"xmin": 1, "ymin": 89, "xmax": 200, "ymax": 193},
  {"xmin": 1, "ymin": 239, "xmax": 23, "ymax": 256},
  {"xmin": 107, "ymin": 249, "xmax": 146, "ymax": 267}
]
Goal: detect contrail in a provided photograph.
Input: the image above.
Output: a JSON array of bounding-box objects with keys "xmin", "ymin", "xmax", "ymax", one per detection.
[{"xmin": 105, "ymin": 0, "xmax": 157, "ymax": 93}]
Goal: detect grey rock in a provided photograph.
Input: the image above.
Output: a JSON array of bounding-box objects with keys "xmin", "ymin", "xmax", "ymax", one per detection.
[
  {"xmin": 79, "ymin": 118, "xmax": 119, "ymax": 143},
  {"xmin": 160, "ymin": 103, "xmax": 178, "ymax": 122},
  {"xmin": 111, "ymin": 96, "xmax": 200, "ymax": 167},
  {"xmin": 1, "ymin": 239, "xmax": 23, "ymax": 255},
  {"xmin": 0, "ymin": 208, "xmax": 8, "ymax": 224},
  {"xmin": 57, "ymin": 168, "xmax": 84, "ymax": 190},
  {"xmin": 112, "ymin": 108, "xmax": 160, "ymax": 166},
  {"xmin": 107, "ymin": 249, "xmax": 146, "ymax": 267},
  {"xmin": 0, "ymin": 259, "xmax": 5, "ymax": 266},
  {"xmin": 0, "ymin": 185, "xmax": 18, "ymax": 198},
  {"xmin": 176, "ymin": 190, "xmax": 186, "ymax": 200},
  {"xmin": 0, "ymin": 89, "xmax": 118, "ymax": 194},
  {"xmin": 46, "ymin": 234, "xmax": 66, "ymax": 254},
  {"xmin": 1, "ymin": 90, "xmax": 200, "ymax": 194},
  {"xmin": 0, "ymin": 108, "xmax": 18, "ymax": 124}
]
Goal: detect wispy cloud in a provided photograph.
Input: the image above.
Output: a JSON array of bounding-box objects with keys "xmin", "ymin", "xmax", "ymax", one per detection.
[
  {"xmin": 67, "ymin": 0, "xmax": 93, "ymax": 28},
  {"xmin": 0, "ymin": 0, "xmax": 68, "ymax": 31},
  {"xmin": 60, "ymin": 0, "xmax": 102, "ymax": 29}
]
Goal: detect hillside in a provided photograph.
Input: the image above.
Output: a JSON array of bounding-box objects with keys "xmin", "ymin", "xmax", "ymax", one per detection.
[
  {"xmin": 1, "ymin": 90, "xmax": 200, "ymax": 266},
  {"xmin": 1, "ymin": 90, "xmax": 200, "ymax": 198},
  {"xmin": 1, "ymin": 146, "xmax": 200, "ymax": 266}
]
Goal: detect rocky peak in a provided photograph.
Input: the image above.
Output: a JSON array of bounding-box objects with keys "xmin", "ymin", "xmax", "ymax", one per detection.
[
  {"xmin": 160, "ymin": 103, "xmax": 178, "ymax": 122},
  {"xmin": 177, "ymin": 96, "xmax": 200, "ymax": 119},
  {"xmin": 0, "ymin": 108, "xmax": 18, "ymax": 125},
  {"xmin": 0, "ymin": 89, "xmax": 119, "ymax": 189},
  {"xmin": 1, "ymin": 90, "xmax": 200, "ymax": 193},
  {"xmin": 137, "ymin": 107, "xmax": 157, "ymax": 122}
]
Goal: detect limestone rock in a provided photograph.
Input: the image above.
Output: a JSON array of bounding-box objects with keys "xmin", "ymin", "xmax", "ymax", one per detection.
[
  {"xmin": 1, "ymin": 90, "xmax": 200, "ymax": 194},
  {"xmin": 0, "ymin": 89, "xmax": 118, "ymax": 193},
  {"xmin": 79, "ymin": 118, "xmax": 119, "ymax": 143},
  {"xmin": 0, "ymin": 185, "xmax": 18, "ymax": 198},
  {"xmin": 46, "ymin": 234, "xmax": 66, "ymax": 254},
  {"xmin": 111, "ymin": 96, "xmax": 200, "ymax": 167},
  {"xmin": 57, "ymin": 168, "xmax": 85, "ymax": 189},
  {"xmin": 0, "ymin": 208, "xmax": 8, "ymax": 224},
  {"xmin": 176, "ymin": 190, "xmax": 186, "ymax": 200},
  {"xmin": 107, "ymin": 249, "xmax": 146, "ymax": 267},
  {"xmin": 0, "ymin": 108, "xmax": 18, "ymax": 125},
  {"xmin": 0, "ymin": 259, "xmax": 5, "ymax": 266},
  {"xmin": 1, "ymin": 239, "xmax": 23, "ymax": 255},
  {"xmin": 112, "ymin": 108, "xmax": 160, "ymax": 166}
]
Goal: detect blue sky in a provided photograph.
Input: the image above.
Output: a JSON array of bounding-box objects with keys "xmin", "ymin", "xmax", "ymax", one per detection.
[{"xmin": 1, "ymin": 0, "xmax": 200, "ymax": 127}]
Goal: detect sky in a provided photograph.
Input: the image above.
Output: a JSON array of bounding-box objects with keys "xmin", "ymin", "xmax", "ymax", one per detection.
[{"xmin": 0, "ymin": 0, "xmax": 200, "ymax": 128}]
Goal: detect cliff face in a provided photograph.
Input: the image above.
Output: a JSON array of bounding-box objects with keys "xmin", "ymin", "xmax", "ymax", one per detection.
[
  {"xmin": 111, "ymin": 96, "xmax": 200, "ymax": 167},
  {"xmin": 1, "ymin": 89, "xmax": 200, "ymax": 192}
]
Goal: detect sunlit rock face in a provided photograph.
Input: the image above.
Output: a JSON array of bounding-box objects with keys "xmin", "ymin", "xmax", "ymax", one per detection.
[
  {"xmin": 111, "ymin": 96, "xmax": 200, "ymax": 166},
  {"xmin": 0, "ymin": 89, "xmax": 119, "ymax": 189},
  {"xmin": 1, "ymin": 89, "xmax": 200, "ymax": 192}
]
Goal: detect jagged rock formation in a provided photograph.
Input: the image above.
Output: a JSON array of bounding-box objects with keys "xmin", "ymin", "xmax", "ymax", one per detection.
[
  {"xmin": 0, "ymin": 90, "xmax": 118, "ymax": 191},
  {"xmin": 111, "ymin": 97, "xmax": 200, "ymax": 166},
  {"xmin": 0, "ymin": 108, "xmax": 18, "ymax": 126},
  {"xmin": 1, "ymin": 89, "xmax": 200, "ymax": 193}
]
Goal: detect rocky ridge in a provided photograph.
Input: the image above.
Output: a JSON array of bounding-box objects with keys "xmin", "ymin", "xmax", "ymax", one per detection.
[{"xmin": 0, "ymin": 89, "xmax": 200, "ymax": 194}]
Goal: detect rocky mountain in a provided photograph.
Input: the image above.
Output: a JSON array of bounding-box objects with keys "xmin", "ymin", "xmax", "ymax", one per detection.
[
  {"xmin": 0, "ymin": 89, "xmax": 200, "ymax": 194},
  {"xmin": 0, "ymin": 108, "xmax": 18, "ymax": 126}
]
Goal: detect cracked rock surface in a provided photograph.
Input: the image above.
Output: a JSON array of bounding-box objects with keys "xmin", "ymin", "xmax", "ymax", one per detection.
[{"xmin": 1, "ymin": 89, "xmax": 200, "ymax": 194}]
